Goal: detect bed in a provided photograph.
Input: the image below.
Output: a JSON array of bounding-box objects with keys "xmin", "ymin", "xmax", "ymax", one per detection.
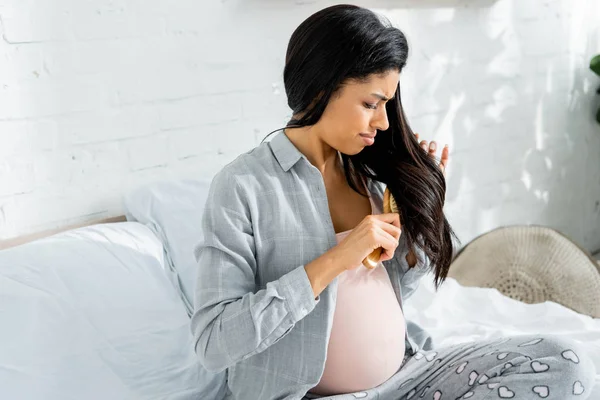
[
  {"xmin": 405, "ymin": 273, "xmax": 600, "ymax": 398},
  {"xmin": 0, "ymin": 178, "xmax": 597, "ymax": 399}
]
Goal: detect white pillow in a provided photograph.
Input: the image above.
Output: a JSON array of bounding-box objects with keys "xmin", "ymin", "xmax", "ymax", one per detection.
[
  {"xmin": 123, "ymin": 179, "xmax": 213, "ymax": 316},
  {"xmin": 0, "ymin": 222, "xmax": 227, "ymax": 400}
]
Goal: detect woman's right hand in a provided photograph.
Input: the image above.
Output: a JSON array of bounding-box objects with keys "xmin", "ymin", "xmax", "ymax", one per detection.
[{"xmin": 333, "ymin": 213, "xmax": 402, "ymax": 271}]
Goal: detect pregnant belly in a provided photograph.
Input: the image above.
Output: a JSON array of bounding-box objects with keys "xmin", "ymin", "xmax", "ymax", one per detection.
[{"xmin": 310, "ymin": 265, "xmax": 407, "ymax": 396}]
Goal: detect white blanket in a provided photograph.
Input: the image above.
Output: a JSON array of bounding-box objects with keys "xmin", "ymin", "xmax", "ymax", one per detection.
[{"xmin": 404, "ymin": 275, "xmax": 600, "ymax": 397}]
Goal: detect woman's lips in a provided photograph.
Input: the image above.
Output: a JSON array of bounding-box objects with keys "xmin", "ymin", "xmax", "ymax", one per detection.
[{"xmin": 359, "ymin": 134, "xmax": 375, "ymax": 145}]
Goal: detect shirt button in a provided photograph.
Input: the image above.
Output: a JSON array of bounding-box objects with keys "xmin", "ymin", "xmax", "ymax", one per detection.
[{"xmin": 352, "ymin": 393, "xmax": 367, "ymax": 398}]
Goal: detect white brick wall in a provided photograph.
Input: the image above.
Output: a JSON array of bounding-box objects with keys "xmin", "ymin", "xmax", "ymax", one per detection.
[{"xmin": 0, "ymin": 0, "xmax": 599, "ymax": 255}]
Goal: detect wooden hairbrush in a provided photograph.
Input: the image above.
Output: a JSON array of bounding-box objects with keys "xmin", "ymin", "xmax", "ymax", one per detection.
[{"xmin": 362, "ymin": 187, "xmax": 398, "ymax": 269}]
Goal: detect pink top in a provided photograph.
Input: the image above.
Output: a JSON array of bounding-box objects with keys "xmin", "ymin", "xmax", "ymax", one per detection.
[{"xmin": 309, "ymin": 191, "xmax": 406, "ymax": 396}]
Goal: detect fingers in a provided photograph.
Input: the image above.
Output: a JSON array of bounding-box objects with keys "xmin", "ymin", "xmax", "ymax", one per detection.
[
  {"xmin": 374, "ymin": 213, "xmax": 401, "ymax": 230},
  {"xmin": 416, "ymin": 132, "xmax": 433, "ymax": 154},
  {"xmin": 419, "ymin": 139, "xmax": 437, "ymax": 156},
  {"xmin": 414, "ymin": 132, "xmax": 450, "ymax": 176},
  {"xmin": 428, "ymin": 141, "xmax": 437, "ymax": 157},
  {"xmin": 440, "ymin": 144, "xmax": 449, "ymax": 177},
  {"xmin": 373, "ymin": 214, "xmax": 402, "ymax": 242},
  {"xmin": 375, "ymin": 229, "xmax": 400, "ymax": 261}
]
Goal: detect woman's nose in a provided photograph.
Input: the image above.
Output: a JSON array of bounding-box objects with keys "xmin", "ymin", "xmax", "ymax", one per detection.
[{"xmin": 372, "ymin": 108, "xmax": 389, "ymax": 132}]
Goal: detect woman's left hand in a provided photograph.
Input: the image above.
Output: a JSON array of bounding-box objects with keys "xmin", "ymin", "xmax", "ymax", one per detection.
[{"xmin": 415, "ymin": 133, "xmax": 449, "ymax": 177}]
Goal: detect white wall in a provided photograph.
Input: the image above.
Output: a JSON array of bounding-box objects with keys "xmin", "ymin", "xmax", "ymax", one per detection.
[{"xmin": 0, "ymin": 0, "xmax": 599, "ymax": 253}]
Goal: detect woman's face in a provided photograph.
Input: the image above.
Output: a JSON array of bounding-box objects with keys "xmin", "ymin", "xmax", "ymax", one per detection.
[{"xmin": 317, "ymin": 70, "xmax": 400, "ymax": 155}]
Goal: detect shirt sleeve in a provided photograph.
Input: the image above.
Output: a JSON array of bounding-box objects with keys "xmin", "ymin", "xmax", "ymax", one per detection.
[
  {"xmin": 190, "ymin": 169, "xmax": 320, "ymax": 373},
  {"xmin": 396, "ymin": 234, "xmax": 431, "ymax": 302}
]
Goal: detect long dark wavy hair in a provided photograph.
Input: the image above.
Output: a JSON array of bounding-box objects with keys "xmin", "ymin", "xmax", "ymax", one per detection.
[{"xmin": 261, "ymin": 4, "xmax": 460, "ymax": 288}]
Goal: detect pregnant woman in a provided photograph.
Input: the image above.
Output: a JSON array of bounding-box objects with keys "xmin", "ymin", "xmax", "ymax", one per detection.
[{"xmin": 191, "ymin": 5, "xmax": 596, "ymax": 399}]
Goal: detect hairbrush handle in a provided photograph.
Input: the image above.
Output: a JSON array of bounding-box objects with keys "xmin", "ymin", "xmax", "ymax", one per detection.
[
  {"xmin": 362, "ymin": 248, "xmax": 382, "ymax": 269},
  {"xmin": 362, "ymin": 187, "xmax": 392, "ymax": 269}
]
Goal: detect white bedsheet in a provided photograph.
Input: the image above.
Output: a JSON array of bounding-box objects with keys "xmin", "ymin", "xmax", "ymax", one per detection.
[
  {"xmin": 0, "ymin": 222, "xmax": 227, "ymax": 400},
  {"xmin": 404, "ymin": 275, "xmax": 600, "ymax": 397}
]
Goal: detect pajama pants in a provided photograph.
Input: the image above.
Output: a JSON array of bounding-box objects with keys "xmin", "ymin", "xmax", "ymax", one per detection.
[{"xmin": 303, "ymin": 334, "xmax": 596, "ymax": 400}]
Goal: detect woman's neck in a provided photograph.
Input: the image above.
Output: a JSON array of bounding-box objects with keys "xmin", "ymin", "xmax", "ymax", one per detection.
[{"xmin": 284, "ymin": 127, "xmax": 343, "ymax": 179}]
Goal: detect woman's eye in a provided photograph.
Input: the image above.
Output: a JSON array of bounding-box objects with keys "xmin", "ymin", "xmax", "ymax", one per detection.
[{"xmin": 364, "ymin": 103, "xmax": 377, "ymax": 110}]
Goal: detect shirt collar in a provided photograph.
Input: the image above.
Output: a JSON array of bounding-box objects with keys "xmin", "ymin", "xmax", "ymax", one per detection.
[
  {"xmin": 268, "ymin": 131, "xmax": 381, "ymax": 197},
  {"xmin": 268, "ymin": 130, "xmax": 306, "ymax": 172}
]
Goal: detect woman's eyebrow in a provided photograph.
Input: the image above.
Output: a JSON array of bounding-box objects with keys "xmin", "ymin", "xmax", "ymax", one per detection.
[{"xmin": 370, "ymin": 93, "xmax": 390, "ymax": 101}]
